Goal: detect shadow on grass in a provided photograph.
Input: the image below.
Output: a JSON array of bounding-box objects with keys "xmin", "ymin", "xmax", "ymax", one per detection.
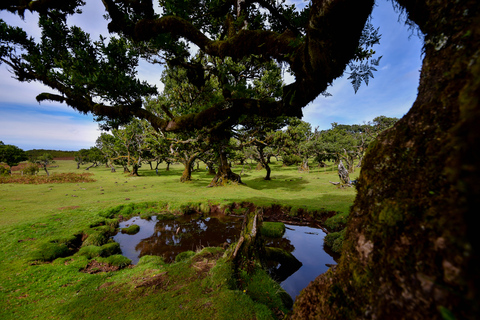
[
  {"xmin": 239, "ymin": 194, "xmax": 356, "ymax": 214},
  {"xmin": 245, "ymin": 176, "xmax": 309, "ymax": 191}
]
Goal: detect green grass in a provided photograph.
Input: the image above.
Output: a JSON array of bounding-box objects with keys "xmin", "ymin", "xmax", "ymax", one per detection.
[{"xmin": 0, "ymin": 160, "xmax": 358, "ymax": 319}]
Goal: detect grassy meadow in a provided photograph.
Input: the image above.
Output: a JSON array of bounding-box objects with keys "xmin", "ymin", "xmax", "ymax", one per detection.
[{"xmin": 0, "ymin": 159, "xmax": 358, "ymax": 319}]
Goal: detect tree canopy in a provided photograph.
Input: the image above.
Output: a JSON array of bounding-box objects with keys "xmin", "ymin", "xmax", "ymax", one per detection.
[
  {"xmin": 0, "ymin": 143, "xmax": 28, "ymax": 168},
  {"xmin": 0, "ymin": 0, "xmax": 380, "ymax": 135}
]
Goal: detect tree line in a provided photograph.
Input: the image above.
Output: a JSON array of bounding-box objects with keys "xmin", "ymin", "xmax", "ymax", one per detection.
[{"xmin": 76, "ymin": 115, "xmax": 397, "ymax": 186}]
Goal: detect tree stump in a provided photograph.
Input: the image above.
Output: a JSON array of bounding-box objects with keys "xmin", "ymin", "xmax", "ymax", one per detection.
[
  {"xmin": 338, "ymin": 160, "xmax": 350, "ymax": 184},
  {"xmin": 226, "ymin": 208, "xmax": 266, "ymax": 272}
]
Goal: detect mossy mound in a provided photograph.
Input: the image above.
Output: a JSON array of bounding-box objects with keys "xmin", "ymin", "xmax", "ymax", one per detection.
[
  {"xmin": 97, "ymin": 254, "xmax": 131, "ymax": 268},
  {"xmin": 30, "ymin": 242, "xmax": 71, "ymax": 262},
  {"xmin": 120, "ymin": 224, "xmax": 140, "ymax": 235},
  {"xmin": 77, "ymin": 242, "xmax": 121, "ymax": 259},
  {"xmin": 261, "ymin": 222, "xmax": 285, "ymax": 238},
  {"xmin": 175, "ymin": 250, "xmax": 196, "ymax": 262},
  {"xmin": 137, "ymin": 255, "xmax": 166, "ymax": 266}
]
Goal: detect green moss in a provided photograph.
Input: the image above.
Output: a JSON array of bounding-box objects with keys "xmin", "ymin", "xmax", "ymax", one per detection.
[
  {"xmin": 82, "ymin": 231, "xmax": 109, "ymax": 247},
  {"xmin": 120, "ymin": 224, "xmax": 140, "ymax": 235},
  {"xmin": 261, "ymin": 222, "xmax": 285, "ymax": 238},
  {"xmin": 104, "ymin": 218, "xmax": 119, "ymax": 228},
  {"xmin": 100, "ymin": 242, "xmax": 121, "ymax": 257},
  {"xmin": 196, "ymin": 246, "xmax": 224, "ymax": 257},
  {"xmin": 233, "ymin": 207, "xmax": 248, "ymax": 215},
  {"xmin": 243, "ymin": 268, "xmax": 292, "ymax": 311},
  {"xmin": 30, "ymin": 242, "xmax": 71, "ymax": 262},
  {"xmin": 77, "ymin": 245, "xmax": 103, "ymax": 259},
  {"xmin": 324, "ymin": 229, "xmax": 346, "ymax": 254},
  {"xmin": 175, "ymin": 250, "xmax": 196, "ymax": 262},
  {"xmin": 97, "ymin": 254, "xmax": 131, "ymax": 268},
  {"xmin": 204, "ymin": 258, "xmax": 237, "ymax": 290},
  {"xmin": 76, "ymin": 242, "xmax": 120, "ymax": 259},
  {"xmin": 325, "ymin": 212, "xmax": 348, "ymax": 232},
  {"xmin": 156, "ymin": 212, "xmax": 176, "ymax": 220},
  {"xmin": 378, "ymin": 204, "xmax": 404, "ymax": 227},
  {"xmin": 137, "ymin": 255, "xmax": 166, "ymax": 266}
]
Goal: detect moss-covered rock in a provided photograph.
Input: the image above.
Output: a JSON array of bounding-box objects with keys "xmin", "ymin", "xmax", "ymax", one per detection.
[{"xmin": 120, "ymin": 224, "xmax": 140, "ymax": 235}]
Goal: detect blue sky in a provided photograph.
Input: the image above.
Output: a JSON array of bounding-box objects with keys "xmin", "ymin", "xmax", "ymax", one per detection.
[{"xmin": 0, "ymin": 0, "xmax": 423, "ymax": 151}]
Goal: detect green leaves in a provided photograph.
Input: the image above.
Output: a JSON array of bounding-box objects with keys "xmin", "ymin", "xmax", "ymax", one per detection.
[{"xmin": 0, "ymin": 144, "xmax": 28, "ymax": 167}]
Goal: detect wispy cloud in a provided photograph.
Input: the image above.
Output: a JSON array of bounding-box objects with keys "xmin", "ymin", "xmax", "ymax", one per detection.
[{"xmin": 0, "ymin": 105, "xmax": 99, "ymax": 150}]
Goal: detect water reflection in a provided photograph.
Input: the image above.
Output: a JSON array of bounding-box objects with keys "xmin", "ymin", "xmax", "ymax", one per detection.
[
  {"xmin": 113, "ymin": 214, "xmax": 242, "ymax": 264},
  {"xmin": 113, "ymin": 216, "xmax": 337, "ymax": 300},
  {"xmin": 272, "ymin": 225, "xmax": 338, "ymax": 300}
]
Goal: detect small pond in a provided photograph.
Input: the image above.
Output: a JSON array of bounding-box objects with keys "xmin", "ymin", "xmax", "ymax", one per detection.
[{"xmin": 113, "ymin": 214, "xmax": 337, "ymax": 300}]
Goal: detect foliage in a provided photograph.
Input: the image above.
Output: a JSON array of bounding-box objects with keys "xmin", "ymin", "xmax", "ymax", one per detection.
[
  {"xmin": 0, "ymin": 143, "xmax": 28, "ymax": 168},
  {"xmin": 0, "ymin": 0, "xmax": 381, "ymax": 138},
  {"xmin": 22, "ymin": 162, "xmax": 40, "ymax": 175},
  {"xmin": 0, "ymin": 166, "xmax": 9, "ymax": 176},
  {"xmin": 26, "ymin": 149, "xmax": 75, "ymax": 159}
]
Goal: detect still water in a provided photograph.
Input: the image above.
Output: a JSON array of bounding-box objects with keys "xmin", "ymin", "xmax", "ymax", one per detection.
[{"xmin": 113, "ymin": 215, "xmax": 337, "ymax": 300}]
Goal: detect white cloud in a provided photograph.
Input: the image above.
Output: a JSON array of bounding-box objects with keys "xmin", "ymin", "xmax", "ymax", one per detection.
[{"xmin": 0, "ymin": 106, "xmax": 99, "ymax": 150}]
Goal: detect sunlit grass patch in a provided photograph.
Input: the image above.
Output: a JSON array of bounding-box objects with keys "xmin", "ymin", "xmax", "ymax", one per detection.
[{"xmin": 0, "ymin": 159, "xmax": 359, "ymax": 319}]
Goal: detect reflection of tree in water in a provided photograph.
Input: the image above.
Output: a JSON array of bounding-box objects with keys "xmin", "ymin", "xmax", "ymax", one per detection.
[
  {"xmin": 135, "ymin": 217, "xmax": 242, "ymax": 263},
  {"xmin": 265, "ymin": 236, "xmax": 295, "ymax": 253},
  {"xmin": 265, "ymin": 235, "xmax": 302, "ymax": 282}
]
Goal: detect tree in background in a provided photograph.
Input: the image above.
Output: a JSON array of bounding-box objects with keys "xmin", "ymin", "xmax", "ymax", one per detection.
[
  {"xmin": 34, "ymin": 153, "xmax": 54, "ymax": 176},
  {"xmin": 0, "ymin": 143, "xmax": 28, "ymax": 173},
  {"xmin": 273, "ymin": 119, "xmax": 313, "ymax": 171},
  {"xmin": 74, "ymin": 148, "xmax": 90, "ymax": 169},
  {"xmin": 237, "ymin": 115, "xmax": 287, "ymax": 180},
  {"xmin": 83, "ymin": 147, "xmax": 104, "ymax": 170}
]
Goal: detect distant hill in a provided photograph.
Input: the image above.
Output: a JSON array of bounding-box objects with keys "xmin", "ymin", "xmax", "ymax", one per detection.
[{"xmin": 26, "ymin": 149, "xmax": 76, "ymax": 160}]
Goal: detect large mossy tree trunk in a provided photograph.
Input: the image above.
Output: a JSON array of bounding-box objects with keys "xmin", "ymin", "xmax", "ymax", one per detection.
[
  {"xmin": 292, "ymin": 1, "xmax": 480, "ymax": 319},
  {"xmin": 208, "ymin": 147, "xmax": 244, "ymax": 187}
]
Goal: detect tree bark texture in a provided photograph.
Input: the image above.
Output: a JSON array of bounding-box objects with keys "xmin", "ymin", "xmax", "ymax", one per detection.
[
  {"xmin": 208, "ymin": 148, "xmax": 244, "ymax": 187},
  {"xmin": 291, "ymin": 1, "xmax": 480, "ymax": 319},
  {"xmin": 258, "ymin": 146, "xmax": 271, "ymax": 180},
  {"xmin": 227, "ymin": 208, "xmax": 266, "ymax": 271},
  {"xmin": 180, "ymin": 153, "xmax": 199, "ymax": 182}
]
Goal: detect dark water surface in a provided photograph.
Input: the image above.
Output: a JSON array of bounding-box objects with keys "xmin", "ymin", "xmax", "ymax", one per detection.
[
  {"xmin": 113, "ymin": 214, "xmax": 243, "ymax": 264},
  {"xmin": 113, "ymin": 215, "xmax": 336, "ymax": 300}
]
